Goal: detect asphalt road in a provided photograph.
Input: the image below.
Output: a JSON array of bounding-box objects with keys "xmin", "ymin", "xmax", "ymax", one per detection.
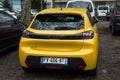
[{"xmin": 0, "ymin": 21, "xmax": 120, "ymax": 80}]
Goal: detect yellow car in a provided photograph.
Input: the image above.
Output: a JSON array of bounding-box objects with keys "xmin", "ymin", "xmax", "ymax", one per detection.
[{"xmin": 19, "ymin": 8, "xmax": 99, "ymax": 75}]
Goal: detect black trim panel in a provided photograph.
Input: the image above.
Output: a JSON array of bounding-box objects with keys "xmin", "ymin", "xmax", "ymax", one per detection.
[
  {"xmin": 29, "ymin": 31, "xmax": 83, "ymax": 40},
  {"xmin": 25, "ymin": 56, "xmax": 86, "ymax": 70}
]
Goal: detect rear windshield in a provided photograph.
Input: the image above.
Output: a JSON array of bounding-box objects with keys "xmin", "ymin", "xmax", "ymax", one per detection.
[
  {"xmin": 31, "ymin": 14, "xmax": 84, "ymax": 30},
  {"xmin": 99, "ymin": 7, "xmax": 108, "ymax": 10},
  {"xmin": 67, "ymin": 1, "xmax": 93, "ymax": 12}
]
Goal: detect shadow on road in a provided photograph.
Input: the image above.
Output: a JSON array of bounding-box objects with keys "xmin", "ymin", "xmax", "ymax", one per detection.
[
  {"xmin": 22, "ymin": 68, "xmax": 97, "ymax": 80},
  {"xmin": 0, "ymin": 45, "xmax": 18, "ymax": 57}
]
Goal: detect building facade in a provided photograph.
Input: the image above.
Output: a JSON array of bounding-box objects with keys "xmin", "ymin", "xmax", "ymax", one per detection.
[
  {"xmin": 46, "ymin": 0, "xmax": 117, "ymax": 9},
  {"xmin": 0, "ymin": 0, "xmax": 21, "ymax": 11},
  {"xmin": 0, "ymin": 0, "xmax": 117, "ymax": 11}
]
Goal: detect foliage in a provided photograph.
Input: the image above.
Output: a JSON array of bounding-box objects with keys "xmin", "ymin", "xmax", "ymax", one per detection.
[
  {"xmin": 2, "ymin": 0, "xmax": 11, "ymax": 10},
  {"xmin": 20, "ymin": 0, "xmax": 31, "ymax": 25}
]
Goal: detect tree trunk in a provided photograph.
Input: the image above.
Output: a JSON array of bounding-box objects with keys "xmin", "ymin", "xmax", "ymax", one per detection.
[
  {"xmin": 20, "ymin": 0, "xmax": 31, "ymax": 25},
  {"xmin": 52, "ymin": 0, "xmax": 55, "ymax": 8},
  {"xmin": 40, "ymin": 0, "xmax": 42, "ymax": 10}
]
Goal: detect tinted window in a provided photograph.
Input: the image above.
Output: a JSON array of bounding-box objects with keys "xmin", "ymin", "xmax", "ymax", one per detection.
[
  {"xmin": 67, "ymin": 1, "xmax": 93, "ymax": 12},
  {"xmin": 31, "ymin": 14, "xmax": 84, "ymax": 30},
  {"xmin": 0, "ymin": 12, "xmax": 14, "ymax": 24},
  {"xmin": 99, "ymin": 7, "xmax": 108, "ymax": 10}
]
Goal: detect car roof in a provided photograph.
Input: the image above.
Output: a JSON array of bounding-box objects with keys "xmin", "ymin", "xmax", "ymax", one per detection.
[{"xmin": 38, "ymin": 8, "xmax": 87, "ymax": 15}]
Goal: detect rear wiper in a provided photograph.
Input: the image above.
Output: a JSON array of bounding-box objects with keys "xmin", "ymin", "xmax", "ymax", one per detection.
[{"xmin": 55, "ymin": 27, "xmax": 76, "ymax": 30}]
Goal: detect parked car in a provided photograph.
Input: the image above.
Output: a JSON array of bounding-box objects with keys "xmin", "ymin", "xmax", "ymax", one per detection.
[
  {"xmin": 0, "ymin": 9, "xmax": 17, "ymax": 19},
  {"xmin": 3, "ymin": 10, "xmax": 17, "ymax": 19},
  {"xmin": 66, "ymin": 0, "xmax": 95, "ymax": 17},
  {"xmin": 97, "ymin": 5, "xmax": 110, "ymax": 19},
  {"xmin": 19, "ymin": 8, "xmax": 99, "ymax": 75},
  {"xmin": 109, "ymin": 3, "xmax": 120, "ymax": 35},
  {"xmin": 0, "ymin": 8, "xmax": 6, "ymax": 11},
  {"xmin": 15, "ymin": 11, "xmax": 21, "ymax": 20},
  {"xmin": 0, "ymin": 11, "xmax": 25, "ymax": 53}
]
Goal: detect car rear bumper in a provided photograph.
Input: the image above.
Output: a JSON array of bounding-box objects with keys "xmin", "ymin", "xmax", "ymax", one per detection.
[
  {"xmin": 19, "ymin": 35, "xmax": 98, "ymax": 71},
  {"xmin": 19, "ymin": 45, "xmax": 98, "ymax": 71},
  {"xmin": 25, "ymin": 56, "xmax": 86, "ymax": 70}
]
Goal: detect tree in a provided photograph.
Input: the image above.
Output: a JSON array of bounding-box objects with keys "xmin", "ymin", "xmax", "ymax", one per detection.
[
  {"xmin": 20, "ymin": 0, "xmax": 31, "ymax": 25},
  {"xmin": 2, "ymin": 0, "xmax": 11, "ymax": 10},
  {"xmin": 52, "ymin": 0, "xmax": 55, "ymax": 8},
  {"xmin": 31, "ymin": 0, "xmax": 40, "ymax": 10},
  {"xmin": 20, "ymin": 0, "xmax": 47, "ymax": 25},
  {"xmin": 31, "ymin": 0, "xmax": 46, "ymax": 11}
]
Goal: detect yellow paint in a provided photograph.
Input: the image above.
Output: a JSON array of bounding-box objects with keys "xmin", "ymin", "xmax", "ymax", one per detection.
[{"xmin": 19, "ymin": 8, "xmax": 99, "ymax": 70}]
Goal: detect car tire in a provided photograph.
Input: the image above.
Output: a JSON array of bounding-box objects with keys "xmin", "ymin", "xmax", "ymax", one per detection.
[{"xmin": 85, "ymin": 67, "xmax": 97, "ymax": 76}]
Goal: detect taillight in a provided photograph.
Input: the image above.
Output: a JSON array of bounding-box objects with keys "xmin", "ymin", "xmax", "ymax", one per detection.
[
  {"xmin": 82, "ymin": 30, "xmax": 94, "ymax": 39},
  {"xmin": 79, "ymin": 65, "xmax": 86, "ymax": 69},
  {"xmin": 116, "ymin": 12, "xmax": 120, "ymax": 16},
  {"xmin": 22, "ymin": 30, "xmax": 30, "ymax": 38}
]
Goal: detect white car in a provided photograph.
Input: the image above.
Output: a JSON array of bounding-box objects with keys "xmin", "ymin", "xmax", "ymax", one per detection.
[
  {"xmin": 0, "ymin": 8, "xmax": 5, "ymax": 11},
  {"xmin": 4, "ymin": 10, "xmax": 17, "ymax": 19},
  {"xmin": 97, "ymin": 5, "xmax": 110, "ymax": 18},
  {"xmin": 66, "ymin": 0, "xmax": 95, "ymax": 17}
]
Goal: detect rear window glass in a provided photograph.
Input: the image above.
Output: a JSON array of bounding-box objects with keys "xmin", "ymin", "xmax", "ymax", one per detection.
[
  {"xmin": 67, "ymin": 1, "xmax": 93, "ymax": 12},
  {"xmin": 31, "ymin": 14, "xmax": 84, "ymax": 30},
  {"xmin": 99, "ymin": 7, "xmax": 108, "ymax": 10}
]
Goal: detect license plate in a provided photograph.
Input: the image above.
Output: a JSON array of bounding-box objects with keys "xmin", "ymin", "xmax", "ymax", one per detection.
[
  {"xmin": 40, "ymin": 57, "xmax": 68, "ymax": 65},
  {"xmin": 100, "ymin": 13, "xmax": 106, "ymax": 16},
  {"xmin": 102, "ymin": 12, "xmax": 105, "ymax": 13}
]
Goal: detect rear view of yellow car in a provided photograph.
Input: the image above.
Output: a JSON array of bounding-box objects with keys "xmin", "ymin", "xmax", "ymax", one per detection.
[{"xmin": 19, "ymin": 8, "xmax": 99, "ymax": 75}]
